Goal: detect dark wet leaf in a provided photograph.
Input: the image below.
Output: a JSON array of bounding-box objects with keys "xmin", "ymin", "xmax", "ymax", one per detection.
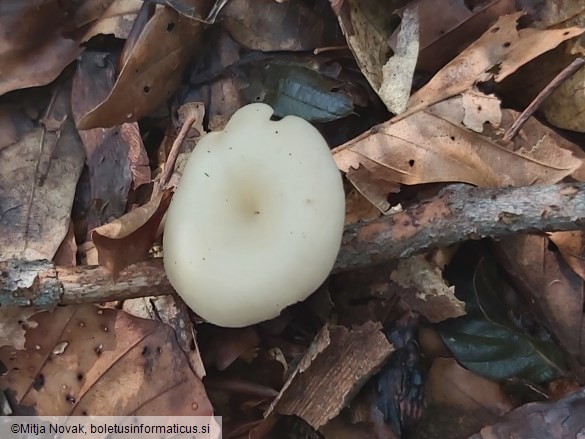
[
  {"xmin": 238, "ymin": 61, "xmax": 354, "ymax": 122},
  {"xmin": 438, "ymin": 258, "xmax": 566, "ymax": 383}
]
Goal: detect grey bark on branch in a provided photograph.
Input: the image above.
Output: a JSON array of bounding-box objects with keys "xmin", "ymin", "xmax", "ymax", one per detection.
[{"xmin": 2, "ymin": 182, "xmax": 584, "ymax": 308}]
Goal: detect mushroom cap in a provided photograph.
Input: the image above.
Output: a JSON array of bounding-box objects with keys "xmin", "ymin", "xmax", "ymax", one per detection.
[{"xmin": 163, "ymin": 103, "xmax": 345, "ymax": 327}]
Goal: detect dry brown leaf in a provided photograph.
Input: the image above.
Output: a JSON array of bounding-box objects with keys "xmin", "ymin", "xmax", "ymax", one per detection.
[
  {"xmin": 0, "ymin": 307, "xmax": 39, "ymax": 350},
  {"xmin": 220, "ymin": 0, "xmax": 343, "ymax": 51},
  {"xmin": 91, "ymin": 189, "xmax": 173, "ymax": 278},
  {"xmin": 414, "ymin": 0, "xmax": 518, "ymax": 73},
  {"xmin": 0, "ymin": 97, "xmax": 85, "ymax": 260},
  {"xmin": 0, "ymin": 305, "xmax": 213, "ymax": 416},
  {"xmin": 542, "ymin": 67, "xmax": 585, "ymax": 133},
  {"xmin": 72, "ymin": 52, "xmax": 151, "ymax": 232},
  {"xmin": 346, "ymin": 166, "xmax": 401, "ymax": 214},
  {"xmin": 82, "ymin": 0, "xmax": 143, "ymax": 42},
  {"xmin": 333, "ymin": 110, "xmax": 581, "ymax": 188},
  {"xmin": 428, "ymin": 358, "xmax": 514, "ymax": 414},
  {"xmin": 495, "ymin": 235, "xmax": 585, "ymax": 372},
  {"xmin": 0, "ymin": 2, "xmax": 84, "ymax": 95},
  {"xmin": 390, "ymin": 256, "xmax": 465, "ymax": 323},
  {"xmin": 549, "ymin": 231, "xmax": 585, "ymax": 281},
  {"xmin": 52, "ymin": 220, "xmax": 78, "ymax": 267},
  {"xmin": 426, "ymin": 89, "xmax": 502, "ymax": 133},
  {"xmin": 399, "ymin": 12, "xmax": 584, "ymax": 119},
  {"xmin": 344, "ymin": 188, "xmax": 382, "ymax": 226},
  {"xmin": 78, "ymin": 6, "xmax": 204, "ymax": 129},
  {"xmin": 469, "ymin": 388, "xmax": 585, "ymax": 439},
  {"xmin": 203, "ymin": 327, "xmax": 261, "ymax": 371}
]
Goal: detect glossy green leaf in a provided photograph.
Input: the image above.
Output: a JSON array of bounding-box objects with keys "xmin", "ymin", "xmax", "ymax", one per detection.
[{"xmin": 438, "ymin": 258, "xmax": 566, "ymax": 383}]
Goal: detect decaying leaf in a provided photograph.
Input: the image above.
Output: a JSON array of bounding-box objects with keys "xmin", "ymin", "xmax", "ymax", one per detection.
[
  {"xmin": 0, "ymin": 305, "xmax": 214, "ymax": 415},
  {"xmin": 91, "ymin": 189, "xmax": 173, "ymax": 278},
  {"xmin": 0, "ymin": 94, "xmax": 85, "ymax": 260}
]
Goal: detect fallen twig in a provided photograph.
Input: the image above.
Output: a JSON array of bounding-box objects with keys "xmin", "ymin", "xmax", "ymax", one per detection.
[
  {"xmin": 503, "ymin": 58, "xmax": 585, "ymax": 141},
  {"xmin": 2, "ymin": 182, "xmax": 585, "ymax": 307}
]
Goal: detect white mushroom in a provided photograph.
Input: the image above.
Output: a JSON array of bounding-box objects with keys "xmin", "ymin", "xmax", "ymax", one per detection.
[{"xmin": 163, "ymin": 103, "xmax": 345, "ymax": 327}]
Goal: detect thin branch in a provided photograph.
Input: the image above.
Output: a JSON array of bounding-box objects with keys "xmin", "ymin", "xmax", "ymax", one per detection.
[
  {"xmin": 503, "ymin": 58, "xmax": 585, "ymax": 142},
  {"xmin": 2, "ymin": 182, "xmax": 585, "ymax": 307}
]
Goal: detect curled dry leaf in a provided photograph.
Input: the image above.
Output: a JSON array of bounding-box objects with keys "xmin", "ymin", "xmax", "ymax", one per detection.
[
  {"xmin": 78, "ymin": 6, "xmax": 205, "ymax": 129},
  {"xmin": 398, "ymin": 12, "xmax": 584, "ymax": 119},
  {"xmin": 0, "ymin": 305, "xmax": 213, "ymax": 416},
  {"xmin": 333, "ymin": 110, "xmax": 582, "ymax": 192},
  {"xmin": 91, "ymin": 189, "xmax": 173, "ymax": 278}
]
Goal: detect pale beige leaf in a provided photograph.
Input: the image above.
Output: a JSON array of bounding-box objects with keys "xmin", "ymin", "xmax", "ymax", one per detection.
[
  {"xmin": 380, "ymin": 7, "xmax": 419, "ymax": 114},
  {"xmin": 334, "ymin": 0, "xmax": 393, "ymax": 93}
]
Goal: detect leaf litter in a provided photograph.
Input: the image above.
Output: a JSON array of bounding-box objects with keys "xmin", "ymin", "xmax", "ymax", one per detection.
[{"xmin": 1, "ymin": 1, "xmax": 585, "ymax": 437}]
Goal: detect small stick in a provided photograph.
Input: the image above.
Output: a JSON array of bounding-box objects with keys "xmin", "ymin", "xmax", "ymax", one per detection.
[{"xmin": 503, "ymin": 58, "xmax": 585, "ymax": 142}]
